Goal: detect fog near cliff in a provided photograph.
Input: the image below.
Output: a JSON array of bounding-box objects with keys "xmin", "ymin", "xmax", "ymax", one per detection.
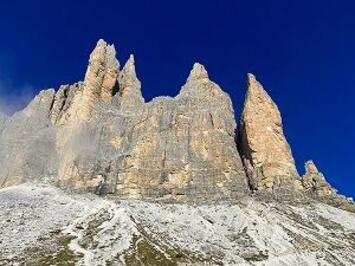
[
  {"xmin": 65, "ymin": 127, "xmax": 101, "ymax": 158},
  {"xmin": 0, "ymin": 79, "xmax": 35, "ymax": 115}
]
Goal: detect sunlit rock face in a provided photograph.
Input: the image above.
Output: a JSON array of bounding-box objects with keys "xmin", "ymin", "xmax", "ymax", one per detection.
[
  {"xmin": 239, "ymin": 74, "xmax": 299, "ymax": 191},
  {"xmin": 0, "ymin": 40, "xmax": 248, "ymax": 200},
  {"xmin": 0, "ymin": 39, "xmax": 339, "ymax": 201}
]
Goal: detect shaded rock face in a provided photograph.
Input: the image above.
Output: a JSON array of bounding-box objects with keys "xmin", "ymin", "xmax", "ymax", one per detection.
[
  {"xmin": 239, "ymin": 74, "xmax": 299, "ymax": 191},
  {"xmin": 0, "ymin": 90, "xmax": 58, "ymax": 187},
  {"xmin": 0, "ymin": 41, "xmax": 248, "ymax": 200}
]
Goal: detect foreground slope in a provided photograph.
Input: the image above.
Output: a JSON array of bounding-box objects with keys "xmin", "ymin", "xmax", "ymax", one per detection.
[{"xmin": 1, "ymin": 183, "xmax": 354, "ymax": 266}]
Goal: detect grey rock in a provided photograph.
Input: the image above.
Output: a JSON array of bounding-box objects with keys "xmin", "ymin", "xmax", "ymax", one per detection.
[
  {"xmin": 0, "ymin": 112, "xmax": 8, "ymax": 134},
  {"xmin": 0, "ymin": 90, "xmax": 58, "ymax": 187}
]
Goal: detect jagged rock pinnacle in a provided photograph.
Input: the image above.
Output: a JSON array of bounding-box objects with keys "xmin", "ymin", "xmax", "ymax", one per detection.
[
  {"xmin": 84, "ymin": 39, "xmax": 119, "ymax": 100},
  {"xmin": 305, "ymin": 160, "xmax": 319, "ymax": 174},
  {"xmin": 117, "ymin": 54, "xmax": 144, "ymax": 110},
  {"xmin": 239, "ymin": 73, "xmax": 298, "ymax": 191},
  {"xmin": 178, "ymin": 62, "xmax": 226, "ymax": 98},
  {"xmin": 120, "ymin": 54, "xmax": 141, "ymax": 91},
  {"xmin": 302, "ymin": 160, "xmax": 334, "ymax": 196},
  {"xmin": 187, "ymin": 62, "xmax": 209, "ymax": 81},
  {"xmin": 69, "ymin": 39, "xmax": 120, "ymax": 121},
  {"xmin": 0, "ymin": 39, "xmax": 343, "ymax": 204}
]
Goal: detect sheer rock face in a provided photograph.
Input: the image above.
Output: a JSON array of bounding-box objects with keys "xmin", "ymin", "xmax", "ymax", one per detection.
[
  {"xmin": 0, "ymin": 42, "xmax": 248, "ymax": 201},
  {"xmin": 57, "ymin": 62, "xmax": 248, "ymax": 200},
  {"xmin": 0, "ymin": 40, "xmax": 338, "ymax": 201},
  {"xmin": 60, "ymin": 39, "xmax": 120, "ymax": 124},
  {"xmin": 49, "ymin": 83, "xmax": 83, "ymax": 125},
  {"xmin": 115, "ymin": 54, "xmax": 144, "ymax": 112},
  {"xmin": 107, "ymin": 63, "xmax": 248, "ymax": 199},
  {"xmin": 82, "ymin": 39, "xmax": 119, "ymax": 106},
  {"xmin": 239, "ymin": 74, "xmax": 298, "ymax": 191},
  {"xmin": 302, "ymin": 160, "xmax": 334, "ymax": 196},
  {"xmin": 0, "ymin": 112, "xmax": 8, "ymax": 133}
]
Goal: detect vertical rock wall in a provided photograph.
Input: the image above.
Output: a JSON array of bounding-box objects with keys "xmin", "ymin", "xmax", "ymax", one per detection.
[
  {"xmin": 239, "ymin": 74, "xmax": 299, "ymax": 191},
  {"xmin": 0, "ymin": 39, "xmax": 337, "ymax": 200}
]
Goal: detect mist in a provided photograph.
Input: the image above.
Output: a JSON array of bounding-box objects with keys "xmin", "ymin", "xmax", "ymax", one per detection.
[{"xmin": 0, "ymin": 79, "xmax": 36, "ymax": 115}]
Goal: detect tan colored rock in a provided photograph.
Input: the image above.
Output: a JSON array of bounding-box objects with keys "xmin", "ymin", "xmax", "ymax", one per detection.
[
  {"xmin": 63, "ymin": 39, "xmax": 120, "ymax": 123},
  {"xmin": 50, "ymin": 83, "xmax": 83, "ymax": 125},
  {"xmin": 239, "ymin": 74, "xmax": 298, "ymax": 190},
  {"xmin": 302, "ymin": 160, "xmax": 334, "ymax": 196},
  {"xmin": 179, "ymin": 63, "xmax": 223, "ymax": 99},
  {"xmin": 34, "ymin": 58, "xmax": 248, "ymax": 200},
  {"xmin": 83, "ymin": 39, "xmax": 119, "ymax": 105},
  {"xmin": 111, "ymin": 63, "xmax": 248, "ymax": 200},
  {"xmin": 23, "ymin": 89, "xmax": 55, "ymax": 117},
  {"xmin": 117, "ymin": 54, "xmax": 144, "ymax": 111},
  {"xmin": 186, "ymin": 62, "xmax": 209, "ymax": 81}
]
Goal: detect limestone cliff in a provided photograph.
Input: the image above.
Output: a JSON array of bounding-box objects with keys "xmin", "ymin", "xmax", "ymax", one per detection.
[
  {"xmin": 0, "ymin": 40, "xmax": 248, "ymax": 200},
  {"xmin": 0, "ymin": 39, "xmax": 338, "ymax": 201},
  {"xmin": 239, "ymin": 74, "xmax": 299, "ymax": 191}
]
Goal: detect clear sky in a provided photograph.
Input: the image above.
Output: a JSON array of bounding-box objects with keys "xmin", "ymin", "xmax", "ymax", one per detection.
[{"xmin": 0, "ymin": 0, "xmax": 354, "ymax": 197}]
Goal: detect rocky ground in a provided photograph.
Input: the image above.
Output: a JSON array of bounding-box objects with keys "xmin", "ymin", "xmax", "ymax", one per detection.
[{"xmin": 1, "ymin": 183, "xmax": 355, "ymax": 266}]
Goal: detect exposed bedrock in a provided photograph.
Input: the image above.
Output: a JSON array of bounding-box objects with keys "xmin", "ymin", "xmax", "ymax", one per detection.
[
  {"xmin": 0, "ymin": 40, "xmax": 249, "ymax": 201},
  {"xmin": 0, "ymin": 39, "xmax": 338, "ymax": 201},
  {"xmin": 239, "ymin": 74, "xmax": 299, "ymax": 191}
]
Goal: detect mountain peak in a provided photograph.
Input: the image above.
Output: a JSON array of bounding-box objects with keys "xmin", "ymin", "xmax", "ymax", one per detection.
[
  {"xmin": 120, "ymin": 54, "xmax": 140, "ymax": 90},
  {"xmin": 239, "ymin": 74, "xmax": 299, "ymax": 190},
  {"xmin": 0, "ymin": 39, "xmax": 343, "ymax": 204},
  {"xmin": 187, "ymin": 62, "xmax": 209, "ymax": 81}
]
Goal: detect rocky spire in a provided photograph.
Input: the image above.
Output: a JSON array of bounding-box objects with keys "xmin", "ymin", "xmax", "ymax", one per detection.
[
  {"xmin": 77, "ymin": 39, "xmax": 120, "ymax": 120},
  {"xmin": 117, "ymin": 54, "xmax": 144, "ymax": 110},
  {"xmin": 119, "ymin": 54, "xmax": 141, "ymax": 92},
  {"xmin": 305, "ymin": 160, "xmax": 319, "ymax": 174},
  {"xmin": 239, "ymin": 73, "xmax": 298, "ymax": 191},
  {"xmin": 84, "ymin": 39, "xmax": 119, "ymax": 101},
  {"xmin": 179, "ymin": 62, "xmax": 225, "ymax": 98},
  {"xmin": 187, "ymin": 62, "xmax": 209, "ymax": 82},
  {"xmin": 302, "ymin": 160, "xmax": 334, "ymax": 196}
]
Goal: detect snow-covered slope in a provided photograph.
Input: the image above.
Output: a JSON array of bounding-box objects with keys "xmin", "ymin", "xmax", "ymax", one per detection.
[{"xmin": 1, "ymin": 184, "xmax": 355, "ymax": 265}]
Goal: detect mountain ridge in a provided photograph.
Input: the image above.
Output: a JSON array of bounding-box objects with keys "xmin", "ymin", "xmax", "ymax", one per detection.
[
  {"xmin": 0, "ymin": 39, "xmax": 355, "ymax": 266},
  {"xmin": 0, "ymin": 39, "xmax": 342, "ymax": 202}
]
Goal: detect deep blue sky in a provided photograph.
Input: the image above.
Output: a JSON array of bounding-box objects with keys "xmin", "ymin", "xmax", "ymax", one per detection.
[{"xmin": 0, "ymin": 1, "xmax": 354, "ymax": 197}]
